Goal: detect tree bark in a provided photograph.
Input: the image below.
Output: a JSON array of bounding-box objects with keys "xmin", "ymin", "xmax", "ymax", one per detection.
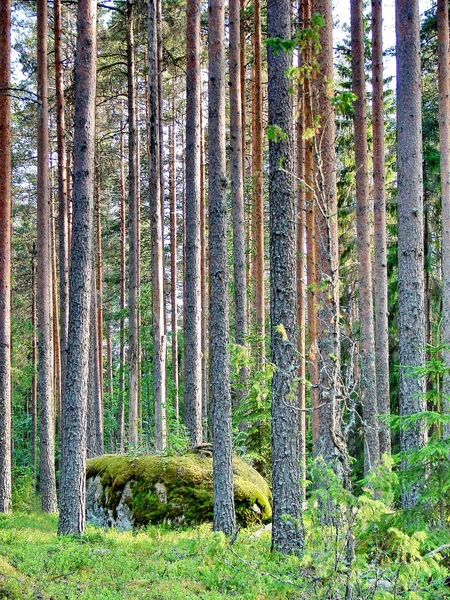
[
  {"xmin": 54, "ymin": 0, "xmax": 69, "ymax": 408},
  {"xmin": 127, "ymin": 0, "xmax": 140, "ymax": 447},
  {"xmin": 208, "ymin": 0, "xmax": 237, "ymax": 538},
  {"xmin": 396, "ymin": 0, "xmax": 427, "ymax": 508},
  {"xmin": 229, "ymin": 0, "xmax": 249, "ymax": 407},
  {"xmin": 58, "ymin": 0, "xmax": 97, "ymax": 535},
  {"xmin": 252, "ymin": 0, "xmax": 265, "ymax": 360},
  {"xmin": 0, "ymin": 0, "xmax": 12, "ymax": 513},
  {"xmin": 371, "ymin": 0, "xmax": 391, "ymax": 458},
  {"xmin": 303, "ymin": 0, "xmax": 320, "ymax": 450},
  {"xmin": 351, "ymin": 0, "xmax": 380, "ymax": 474},
  {"xmin": 95, "ymin": 174, "xmax": 104, "ymax": 425},
  {"xmin": 438, "ymin": 0, "xmax": 450, "ymax": 439},
  {"xmin": 268, "ymin": 0, "xmax": 304, "ymax": 555},
  {"xmin": 37, "ymin": 0, "xmax": 58, "ymax": 514},
  {"xmin": 313, "ymin": 0, "xmax": 345, "ymax": 480},
  {"xmin": 297, "ymin": 0, "xmax": 307, "ymax": 498},
  {"xmin": 200, "ymin": 103, "xmax": 208, "ymax": 434},
  {"xmin": 117, "ymin": 108, "xmax": 126, "ymax": 452},
  {"xmin": 184, "ymin": 0, "xmax": 203, "ymax": 446},
  {"xmin": 31, "ymin": 245, "xmax": 38, "ymax": 483},
  {"xmin": 148, "ymin": 0, "xmax": 167, "ymax": 451},
  {"xmin": 169, "ymin": 116, "xmax": 179, "ymax": 423}
]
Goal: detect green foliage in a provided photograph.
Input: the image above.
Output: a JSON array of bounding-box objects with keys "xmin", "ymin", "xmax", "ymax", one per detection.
[{"xmin": 230, "ymin": 340, "xmax": 274, "ymax": 478}]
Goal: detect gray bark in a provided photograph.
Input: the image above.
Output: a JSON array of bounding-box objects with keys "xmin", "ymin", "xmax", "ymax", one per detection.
[
  {"xmin": 184, "ymin": 0, "xmax": 203, "ymax": 446},
  {"xmin": 37, "ymin": 0, "xmax": 58, "ymax": 513},
  {"xmin": 0, "ymin": 0, "xmax": 12, "ymax": 514},
  {"xmin": 437, "ymin": 0, "xmax": 450, "ymax": 439},
  {"xmin": 148, "ymin": 0, "xmax": 167, "ymax": 451},
  {"xmin": 351, "ymin": 0, "xmax": 380, "ymax": 474},
  {"xmin": 268, "ymin": 0, "xmax": 304, "ymax": 555},
  {"xmin": 208, "ymin": 0, "xmax": 237, "ymax": 538},
  {"xmin": 371, "ymin": 0, "xmax": 391, "ymax": 457},
  {"xmin": 396, "ymin": 0, "xmax": 427, "ymax": 508},
  {"xmin": 127, "ymin": 0, "xmax": 140, "ymax": 447},
  {"xmin": 58, "ymin": 0, "xmax": 97, "ymax": 535},
  {"xmin": 229, "ymin": 0, "xmax": 249, "ymax": 407}
]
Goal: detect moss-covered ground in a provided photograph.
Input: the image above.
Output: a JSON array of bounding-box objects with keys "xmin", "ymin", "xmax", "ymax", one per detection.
[{"xmin": 0, "ymin": 510, "xmax": 449, "ymax": 599}]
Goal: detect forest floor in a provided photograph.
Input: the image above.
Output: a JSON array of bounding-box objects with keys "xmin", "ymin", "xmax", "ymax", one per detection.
[
  {"xmin": 0, "ymin": 512, "xmax": 298, "ymax": 599},
  {"xmin": 0, "ymin": 511, "xmax": 449, "ymax": 599}
]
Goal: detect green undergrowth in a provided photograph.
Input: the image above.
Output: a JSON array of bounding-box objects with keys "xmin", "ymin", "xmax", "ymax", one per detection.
[{"xmin": 0, "ymin": 508, "xmax": 449, "ymax": 600}]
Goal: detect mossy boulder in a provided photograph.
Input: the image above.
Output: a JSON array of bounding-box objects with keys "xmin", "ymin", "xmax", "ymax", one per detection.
[{"xmin": 86, "ymin": 453, "xmax": 272, "ymax": 529}]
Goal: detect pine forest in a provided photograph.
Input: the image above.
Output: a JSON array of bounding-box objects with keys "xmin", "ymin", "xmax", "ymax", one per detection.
[{"xmin": 1, "ymin": 0, "xmax": 450, "ymax": 598}]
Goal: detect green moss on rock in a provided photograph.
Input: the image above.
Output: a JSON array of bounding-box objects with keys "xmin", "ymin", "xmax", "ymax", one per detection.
[{"xmin": 86, "ymin": 453, "xmax": 272, "ymax": 529}]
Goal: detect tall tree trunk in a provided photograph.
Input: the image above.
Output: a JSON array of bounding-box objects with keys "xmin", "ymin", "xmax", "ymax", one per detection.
[
  {"xmin": 313, "ymin": 0, "xmax": 345, "ymax": 479},
  {"xmin": 148, "ymin": 0, "xmax": 167, "ymax": 451},
  {"xmin": 371, "ymin": 0, "xmax": 391, "ymax": 458},
  {"xmin": 252, "ymin": 0, "xmax": 265, "ymax": 359},
  {"xmin": 200, "ymin": 102, "xmax": 208, "ymax": 434},
  {"xmin": 117, "ymin": 109, "xmax": 126, "ymax": 452},
  {"xmin": 169, "ymin": 117, "xmax": 179, "ymax": 422},
  {"xmin": 229, "ymin": 0, "xmax": 248, "ymax": 407},
  {"xmin": 302, "ymin": 0, "xmax": 319, "ymax": 450},
  {"xmin": 95, "ymin": 174, "xmax": 104, "ymax": 423},
  {"xmin": 87, "ymin": 262, "xmax": 103, "ymax": 458},
  {"xmin": 268, "ymin": 0, "xmax": 304, "ymax": 555},
  {"xmin": 31, "ymin": 245, "xmax": 38, "ymax": 483},
  {"xmin": 351, "ymin": 0, "xmax": 380, "ymax": 474},
  {"xmin": 208, "ymin": 0, "xmax": 237, "ymax": 538},
  {"xmin": 396, "ymin": 0, "xmax": 426, "ymax": 508},
  {"xmin": 297, "ymin": 0, "xmax": 307, "ymax": 498},
  {"xmin": 438, "ymin": 0, "xmax": 450, "ymax": 439},
  {"xmin": 240, "ymin": 0, "xmax": 246, "ymax": 177},
  {"xmin": 58, "ymin": 0, "xmax": 97, "ymax": 535},
  {"xmin": 127, "ymin": 0, "xmax": 140, "ymax": 447},
  {"xmin": 184, "ymin": 0, "xmax": 203, "ymax": 446},
  {"xmin": 50, "ymin": 184, "xmax": 61, "ymax": 426},
  {"xmin": 37, "ymin": 0, "xmax": 58, "ymax": 513},
  {"xmin": 54, "ymin": 0, "xmax": 69, "ymax": 405},
  {"xmin": 0, "ymin": 0, "xmax": 12, "ymax": 513}
]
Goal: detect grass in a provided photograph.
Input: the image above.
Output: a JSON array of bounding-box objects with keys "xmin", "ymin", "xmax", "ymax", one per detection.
[
  {"xmin": 0, "ymin": 512, "xmax": 298, "ymax": 600},
  {"xmin": 1, "ymin": 508, "xmax": 449, "ymax": 599}
]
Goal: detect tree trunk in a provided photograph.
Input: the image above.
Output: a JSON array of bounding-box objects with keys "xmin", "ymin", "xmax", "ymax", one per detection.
[
  {"xmin": 252, "ymin": 0, "xmax": 265, "ymax": 360},
  {"xmin": 0, "ymin": 0, "xmax": 12, "ymax": 513},
  {"xmin": 313, "ymin": 0, "xmax": 345, "ymax": 480},
  {"xmin": 31, "ymin": 245, "xmax": 38, "ymax": 483},
  {"xmin": 50, "ymin": 184, "xmax": 61, "ymax": 427},
  {"xmin": 200, "ymin": 102, "xmax": 208, "ymax": 435},
  {"xmin": 240, "ymin": 0, "xmax": 246, "ymax": 177},
  {"xmin": 268, "ymin": 0, "xmax": 304, "ymax": 555},
  {"xmin": 184, "ymin": 0, "xmax": 203, "ymax": 446},
  {"xmin": 438, "ymin": 0, "xmax": 450, "ymax": 439},
  {"xmin": 302, "ymin": 0, "xmax": 319, "ymax": 450},
  {"xmin": 58, "ymin": 0, "xmax": 97, "ymax": 535},
  {"xmin": 297, "ymin": 0, "xmax": 306, "ymax": 498},
  {"xmin": 371, "ymin": 0, "xmax": 391, "ymax": 458},
  {"xmin": 54, "ymin": 0, "xmax": 69, "ymax": 404},
  {"xmin": 37, "ymin": 0, "xmax": 58, "ymax": 514},
  {"xmin": 117, "ymin": 108, "xmax": 126, "ymax": 452},
  {"xmin": 87, "ymin": 262, "xmax": 104, "ymax": 458},
  {"xmin": 95, "ymin": 174, "xmax": 104, "ymax": 425},
  {"xmin": 208, "ymin": 0, "xmax": 237, "ymax": 538},
  {"xmin": 229, "ymin": 0, "xmax": 249, "ymax": 407},
  {"xmin": 396, "ymin": 0, "xmax": 427, "ymax": 508},
  {"xmin": 169, "ymin": 116, "xmax": 179, "ymax": 423},
  {"xmin": 127, "ymin": 0, "xmax": 140, "ymax": 447},
  {"xmin": 148, "ymin": 0, "xmax": 167, "ymax": 451},
  {"xmin": 351, "ymin": 0, "xmax": 380, "ymax": 474}
]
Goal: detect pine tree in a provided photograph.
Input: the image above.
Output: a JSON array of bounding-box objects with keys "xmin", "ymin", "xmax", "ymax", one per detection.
[
  {"xmin": 268, "ymin": 0, "xmax": 304, "ymax": 555},
  {"xmin": 208, "ymin": 0, "xmax": 237, "ymax": 538},
  {"xmin": 58, "ymin": 0, "xmax": 98, "ymax": 535},
  {"xmin": 0, "ymin": 0, "xmax": 12, "ymax": 514}
]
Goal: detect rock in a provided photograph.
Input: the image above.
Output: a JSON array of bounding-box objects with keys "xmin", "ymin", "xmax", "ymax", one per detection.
[{"xmin": 85, "ymin": 453, "xmax": 272, "ymax": 530}]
